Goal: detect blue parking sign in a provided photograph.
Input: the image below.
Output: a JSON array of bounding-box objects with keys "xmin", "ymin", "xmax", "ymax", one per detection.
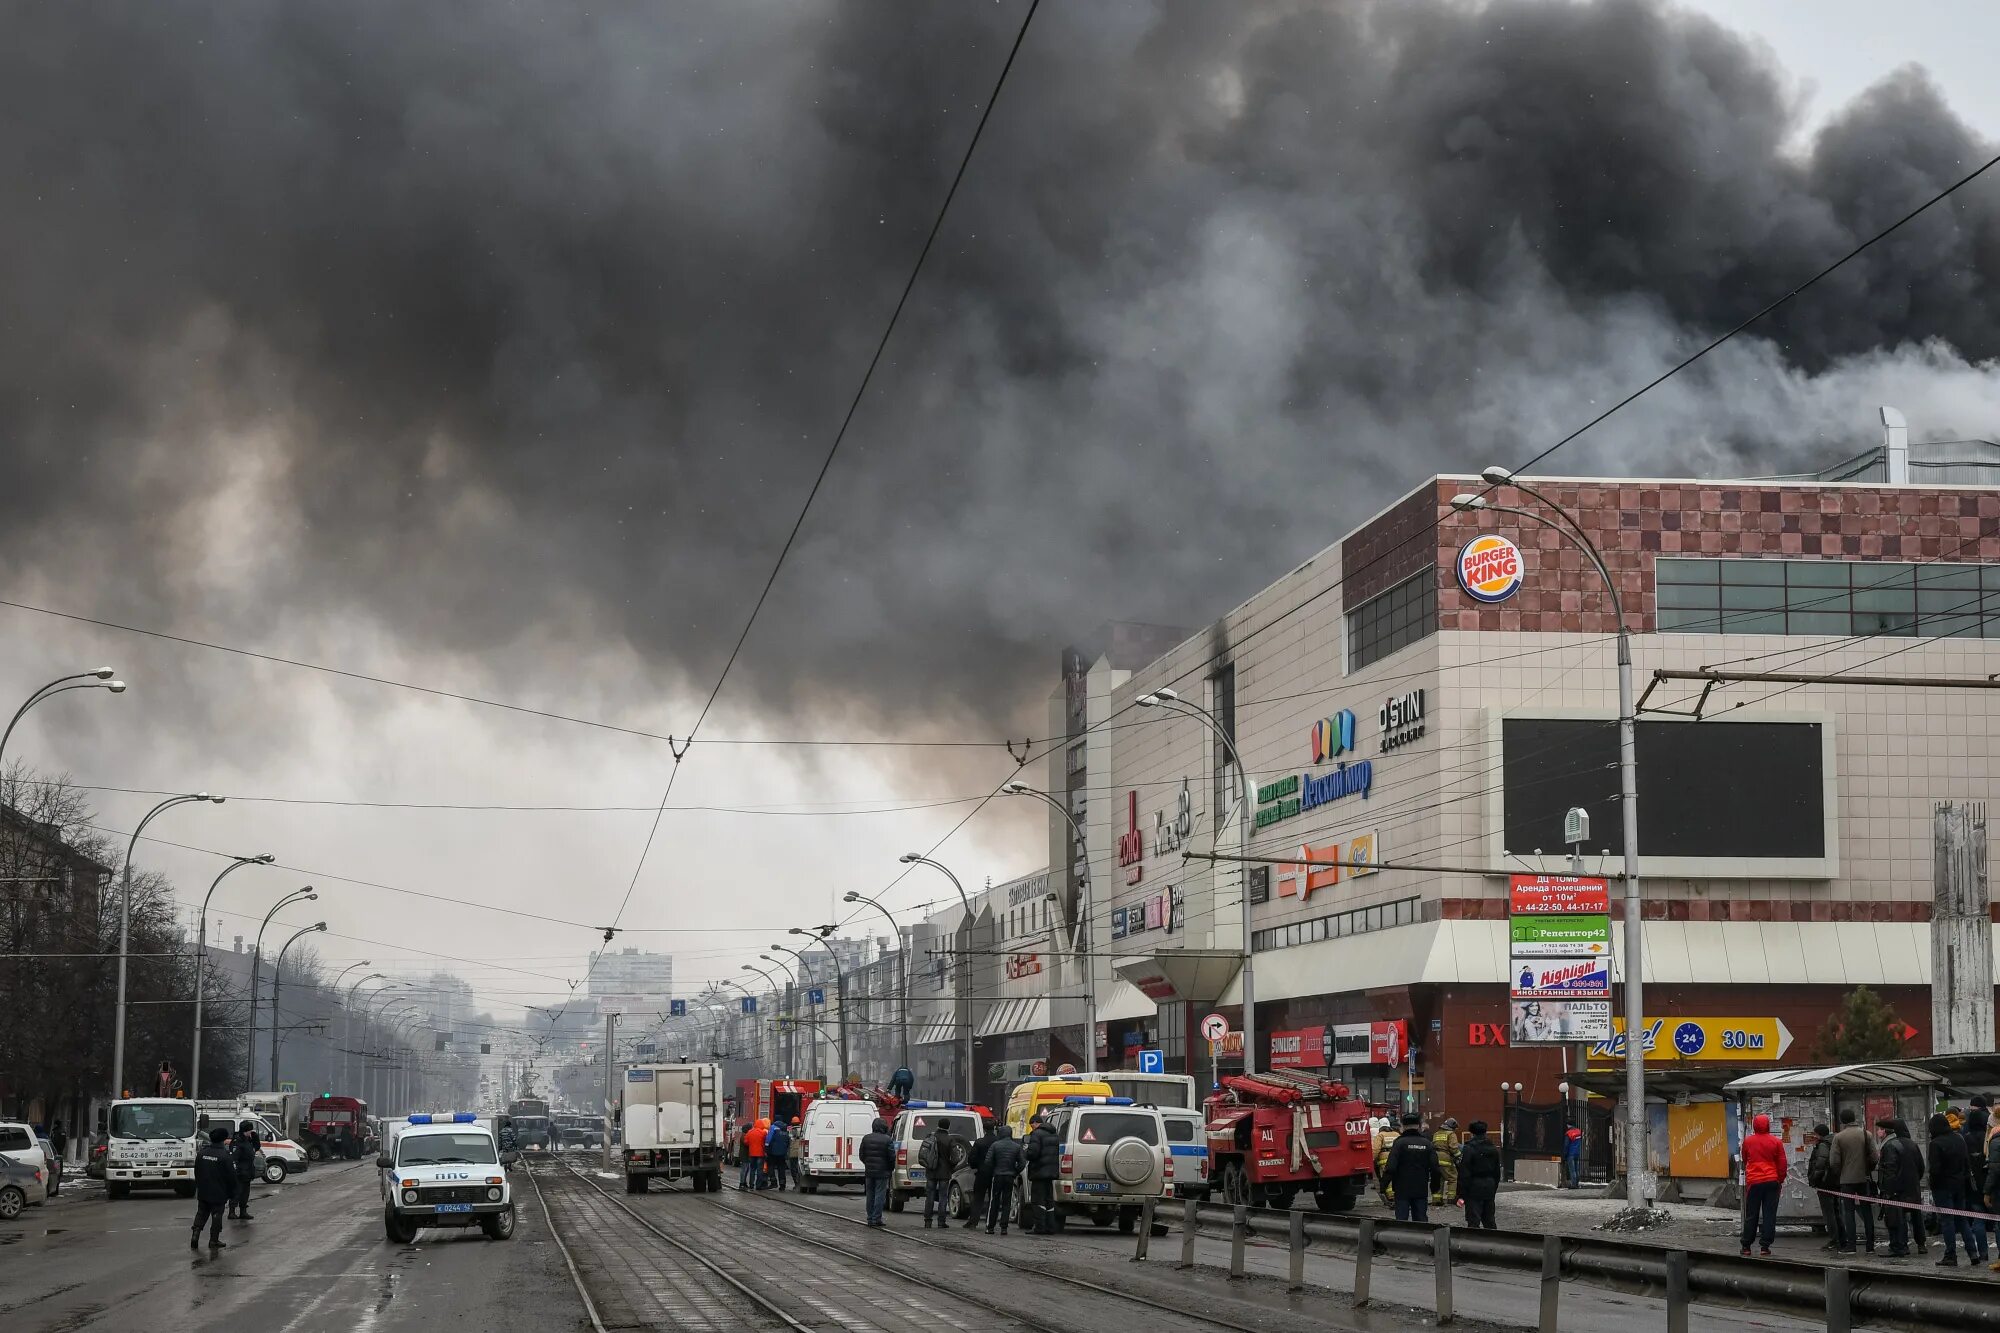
[{"xmin": 1137, "ymin": 1048, "xmax": 1165, "ymax": 1074}]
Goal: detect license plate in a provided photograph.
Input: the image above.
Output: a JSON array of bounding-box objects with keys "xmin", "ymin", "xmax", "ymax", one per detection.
[
  {"xmin": 435, "ymin": 1203, "xmax": 473, "ymax": 1214},
  {"xmin": 908, "ymin": 1169, "xmax": 925, "ymax": 1181},
  {"xmin": 1074, "ymin": 1181, "xmax": 1111, "ymax": 1193}
]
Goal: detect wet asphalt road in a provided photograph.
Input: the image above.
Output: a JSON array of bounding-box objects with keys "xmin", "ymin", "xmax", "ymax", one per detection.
[{"xmin": 0, "ymin": 1157, "xmax": 583, "ymax": 1333}]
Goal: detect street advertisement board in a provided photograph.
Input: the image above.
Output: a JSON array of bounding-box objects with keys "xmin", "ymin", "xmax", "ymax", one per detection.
[
  {"xmin": 1509, "ymin": 999, "xmax": 1612, "ymax": 1043},
  {"xmin": 1587, "ymin": 1016, "xmax": 1796, "ymax": 1064},
  {"xmin": 1508, "ymin": 913, "xmax": 1611, "ymax": 957},
  {"xmin": 1268, "ymin": 1026, "xmax": 1327, "ymax": 1069},
  {"xmin": 1508, "ymin": 874, "xmax": 1610, "ymax": 915},
  {"xmin": 1511, "ymin": 957, "xmax": 1612, "ymax": 997}
]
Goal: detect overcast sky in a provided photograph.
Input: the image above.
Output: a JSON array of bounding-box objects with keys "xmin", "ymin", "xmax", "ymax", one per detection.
[{"xmin": 3, "ymin": 0, "xmax": 1997, "ymax": 1027}]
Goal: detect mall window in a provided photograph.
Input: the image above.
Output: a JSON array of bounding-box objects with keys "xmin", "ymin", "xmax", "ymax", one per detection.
[
  {"xmin": 1656, "ymin": 558, "xmax": 2000, "ymax": 636},
  {"xmin": 1346, "ymin": 573, "xmax": 1437, "ymax": 672},
  {"xmin": 1251, "ymin": 896, "xmax": 1421, "ymax": 953}
]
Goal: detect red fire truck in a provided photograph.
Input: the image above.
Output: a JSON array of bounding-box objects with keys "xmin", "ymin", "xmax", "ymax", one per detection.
[
  {"xmin": 731, "ymin": 1078, "xmax": 822, "ymax": 1128},
  {"xmin": 1204, "ymin": 1068, "xmax": 1375, "ymax": 1211},
  {"xmin": 301, "ymin": 1094, "xmax": 370, "ymax": 1160}
]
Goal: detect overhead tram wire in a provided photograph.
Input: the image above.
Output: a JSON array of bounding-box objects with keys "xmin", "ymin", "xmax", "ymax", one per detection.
[{"xmin": 576, "ymin": 0, "xmax": 1046, "ymax": 998}]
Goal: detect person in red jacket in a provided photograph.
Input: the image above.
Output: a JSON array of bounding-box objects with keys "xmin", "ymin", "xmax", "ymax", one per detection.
[{"xmin": 1740, "ymin": 1112, "xmax": 1788, "ymax": 1256}]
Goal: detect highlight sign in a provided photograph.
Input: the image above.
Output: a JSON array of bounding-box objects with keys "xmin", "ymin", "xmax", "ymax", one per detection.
[
  {"xmin": 1456, "ymin": 533, "xmax": 1524, "ymax": 603},
  {"xmin": 1511, "ymin": 957, "xmax": 1611, "ymax": 998}
]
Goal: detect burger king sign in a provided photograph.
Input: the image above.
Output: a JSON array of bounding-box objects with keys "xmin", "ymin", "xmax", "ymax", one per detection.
[{"xmin": 1456, "ymin": 533, "xmax": 1524, "ymax": 603}]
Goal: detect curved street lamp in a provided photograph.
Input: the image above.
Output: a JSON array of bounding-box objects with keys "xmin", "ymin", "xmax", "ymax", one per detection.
[
  {"xmin": 0, "ymin": 668, "xmax": 123, "ymax": 774},
  {"xmin": 189, "ymin": 852, "xmax": 276, "ymax": 1097},
  {"xmin": 1135, "ymin": 687, "xmax": 1257, "ymax": 1077},
  {"xmin": 1000, "ymin": 783, "xmax": 1097, "ymax": 1072},
  {"xmin": 843, "ymin": 891, "xmax": 910, "ymax": 1073},
  {"xmin": 340, "ymin": 972, "xmax": 387, "ymax": 1089},
  {"xmin": 245, "ymin": 885, "xmax": 317, "ymax": 1090},
  {"xmin": 270, "ymin": 922, "xmax": 328, "ymax": 1088},
  {"xmin": 1456, "ymin": 470, "xmax": 1649, "ymax": 1206},
  {"xmin": 113, "ymin": 791, "xmax": 224, "ymax": 1099},
  {"xmin": 788, "ymin": 927, "xmax": 850, "ymax": 1082},
  {"xmin": 898, "ymin": 854, "xmax": 975, "ymax": 1097}
]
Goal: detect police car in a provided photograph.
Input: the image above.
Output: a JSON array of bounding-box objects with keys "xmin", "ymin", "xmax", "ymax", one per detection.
[
  {"xmin": 377, "ymin": 1113, "xmax": 518, "ymax": 1243},
  {"xmin": 1017, "ymin": 1095, "xmax": 1169, "ymax": 1233},
  {"xmin": 887, "ymin": 1100, "xmax": 988, "ymax": 1215},
  {"xmin": 1159, "ymin": 1108, "xmax": 1209, "ymax": 1198}
]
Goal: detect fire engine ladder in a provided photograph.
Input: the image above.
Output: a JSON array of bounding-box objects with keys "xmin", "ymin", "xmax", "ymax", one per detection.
[
  {"xmin": 1234, "ymin": 1068, "xmax": 1335, "ymax": 1176},
  {"xmin": 697, "ymin": 1065, "xmax": 720, "ymax": 1148}
]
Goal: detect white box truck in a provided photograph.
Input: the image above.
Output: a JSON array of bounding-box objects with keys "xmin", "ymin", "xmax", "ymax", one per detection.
[{"xmin": 621, "ymin": 1063, "xmax": 724, "ymax": 1194}]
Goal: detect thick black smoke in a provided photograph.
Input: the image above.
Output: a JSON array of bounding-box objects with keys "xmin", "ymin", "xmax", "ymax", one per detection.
[{"xmin": 2, "ymin": 0, "xmax": 1996, "ymax": 740}]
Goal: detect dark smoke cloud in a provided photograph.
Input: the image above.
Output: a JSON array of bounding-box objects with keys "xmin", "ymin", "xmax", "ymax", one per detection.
[{"xmin": 2, "ymin": 0, "xmax": 1997, "ymax": 741}]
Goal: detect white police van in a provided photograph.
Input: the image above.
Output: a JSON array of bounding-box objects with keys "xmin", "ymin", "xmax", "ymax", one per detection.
[
  {"xmin": 377, "ymin": 1113, "xmax": 518, "ymax": 1243},
  {"xmin": 888, "ymin": 1100, "xmax": 987, "ymax": 1214}
]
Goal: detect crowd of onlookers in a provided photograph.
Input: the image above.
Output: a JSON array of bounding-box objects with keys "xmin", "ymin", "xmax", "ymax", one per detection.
[{"xmin": 1742, "ymin": 1095, "xmax": 1998, "ymax": 1267}]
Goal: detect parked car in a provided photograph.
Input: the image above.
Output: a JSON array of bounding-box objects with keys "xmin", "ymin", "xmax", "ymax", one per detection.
[
  {"xmin": 0, "ymin": 1155, "xmax": 48, "ymax": 1220},
  {"xmin": 34, "ymin": 1133, "xmax": 61, "ymax": 1197},
  {"xmin": 0, "ymin": 1122, "xmax": 55, "ymax": 1198}
]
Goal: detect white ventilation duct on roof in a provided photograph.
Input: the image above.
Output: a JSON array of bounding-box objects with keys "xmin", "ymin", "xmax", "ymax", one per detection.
[{"xmin": 1880, "ymin": 405, "xmax": 1909, "ymax": 484}]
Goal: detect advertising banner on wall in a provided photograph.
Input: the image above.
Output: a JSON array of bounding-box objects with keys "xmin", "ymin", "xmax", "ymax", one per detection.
[
  {"xmin": 1511, "ymin": 957, "xmax": 1612, "ymax": 997},
  {"xmin": 1509, "ymin": 999, "xmax": 1613, "ymax": 1043},
  {"xmin": 1509, "ymin": 874, "xmax": 1611, "ymax": 915},
  {"xmin": 1508, "ymin": 914, "xmax": 1612, "ymax": 957},
  {"xmin": 1269, "ymin": 1026, "xmax": 1328, "ymax": 1069}
]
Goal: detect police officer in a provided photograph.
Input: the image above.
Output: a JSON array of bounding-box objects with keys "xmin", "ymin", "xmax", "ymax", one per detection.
[
  {"xmin": 963, "ymin": 1120, "xmax": 996, "ymax": 1229},
  {"xmin": 191, "ymin": 1127, "xmax": 233, "ymax": 1251},
  {"xmin": 1023, "ymin": 1114, "xmax": 1062, "ymax": 1234},
  {"xmin": 1382, "ymin": 1114, "xmax": 1441, "ymax": 1222},
  {"xmin": 228, "ymin": 1119, "xmax": 261, "ymax": 1220},
  {"xmin": 984, "ymin": 1125, "xmax": 1024, "ymax": 1235}
]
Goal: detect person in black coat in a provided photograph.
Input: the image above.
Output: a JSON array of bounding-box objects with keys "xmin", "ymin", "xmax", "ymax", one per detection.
[
  {"xmin": 228, "ymin": 1121, "xmax": 261, "ymax": 1220},
  {"xmin": 1457, "ymin": 1122, "xmax": 1502, "ymax": 1229},
  {"xmin": 1381, "ymin": 1115, "xmax": 1441, "ymax": 1223},
  {"xmin": 963, "ymin": 1123, "xmax": 996, "ymax": 1230},
  {"xmin": 858, "ymin": 1117, "xmax": 896, "ymax": 1227},
  {"xmin": 191, "ymin": 1127, "xmax": 234, "ymax": 1251},
  {"xmin": 983, "ymin": 1125, "xmax": 1025, "ymax": 1235},
  {"xmin": 1022, "ymin": 1117, "xmax": 1063, "ymax": 1235},
  {"xmin": 1874, "ymin": 1118, "xmax": 1926, "ymax": 1258},
  {"xmin": 1927, "ymin": 1112, "xmax": 1985, "ymax": 1266}
]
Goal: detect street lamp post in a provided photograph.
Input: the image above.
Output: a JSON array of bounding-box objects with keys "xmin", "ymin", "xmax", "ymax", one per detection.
[
  {"xmin": 361, "ymin": 989, "xmax": 408, "ymax": 1108},
  {"xmin": 341, "ymin": 973, "xmax": 385, "ymax": 1091},
  {"xmin": 788, "ymin": 928, "xmax": 850, "ymax": 1081},
  {"xmin": 843, "ymin": 891, "xmax": 910, "ymax": 1074},
  {"xmin": 898, "ymin": 854, "xmax": 976, "ymax": 1098},
  {"xmin": 0, "ymin": 669, "xmax": 124, "ymax": 776},
  {"xmin": 743, "ymin": 963, "xmax": 787, "ymax": 1075},
  {"xmin": 1455, "ymin": 470, "xmax": 1650, "ymax": 1207},
  {"xmin": 270, "ymin": 922, "xmax": 328, "ymax": 1089},
  {"xmin": 113, "ymin": 791, "xmax": 224, "ymax": 1100},
  {"xmin": 1134, "ymin": 688, "xmax": 1258, "ymax": 1078},
  {"xmin": 721, "ymin": 979, "xmax": 763, "ymax": 1065},
  {"xmin": 246, "ymin": 886, "xmax": 317, "ymax": 1091},
  {"xmin": 190, "ymin": 852, "xmax": 276, "ymax": 1097},
  {"xmin": 1001, "ymin": 782, "xmax": 1098, "ymax": 1073},
  {"xmin": 761, "ymin": 952, "xmax": 800, "ymax": 1072},
  {"xmin": 768, "ymin": 940, "xmax": 808, "ymax": 1072}
]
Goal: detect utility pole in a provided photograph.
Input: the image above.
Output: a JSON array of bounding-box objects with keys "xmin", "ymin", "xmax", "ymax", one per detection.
[{"xmin": 601, "ymin": 1013, "xmax": 618, "ymax": 1173}]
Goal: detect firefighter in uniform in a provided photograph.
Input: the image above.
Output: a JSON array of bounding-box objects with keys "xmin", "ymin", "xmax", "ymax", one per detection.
[
  {"xmin": 1432, "ymin": 1118, "xmax": 1461, "ymax": 1206},
  {"xmin": 1372, "ymin": 1119, "xmax": 1399, "ymax": 1205}
]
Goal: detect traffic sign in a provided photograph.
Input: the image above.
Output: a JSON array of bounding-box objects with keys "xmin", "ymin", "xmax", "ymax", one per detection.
[
  {"xmin": 1199, "ymin": 1013, "xmax": 1229, "ymax": 1042},
  {"xmin": 278, "ymin": 1081, "xmax": 297, "ymax": 1095},
  {"xmin": 1137, "ymin": 1048, "xmax": 1165, "ymax": 1074},
  {"xmin": 808, "ymin": 987, "xmax": 826, "ymax": 1006},
  {"xmin": 669, "ymin": 999, "xmax": 686, "ymax": 1017}
]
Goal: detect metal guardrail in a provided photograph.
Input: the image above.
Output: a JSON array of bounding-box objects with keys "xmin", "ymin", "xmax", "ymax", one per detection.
[{"xmin": 1134, "ymin": 1198, "xmax": 2000, "ymax": 1331}]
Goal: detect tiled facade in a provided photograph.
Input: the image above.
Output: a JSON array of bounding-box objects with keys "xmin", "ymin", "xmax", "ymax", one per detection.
[{"xmin": 1065, "ymin": 471, "xmax": 2000, "ymax": 1130}]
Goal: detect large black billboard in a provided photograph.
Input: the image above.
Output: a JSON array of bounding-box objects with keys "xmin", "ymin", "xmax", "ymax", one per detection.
[{"xmin": 1501, "ymin": 718, "xmax": 1825, "ymax": 860}]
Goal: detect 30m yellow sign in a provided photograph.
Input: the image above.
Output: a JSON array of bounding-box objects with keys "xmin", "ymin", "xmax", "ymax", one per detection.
[{"xmin": 1587, "ymin": 1016, "xmax": 1795, "ymax": 1064}]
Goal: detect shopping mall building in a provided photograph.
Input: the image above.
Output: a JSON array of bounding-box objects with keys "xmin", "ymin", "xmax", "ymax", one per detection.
[{"xmin": 1046, "ymin": 418, "xmax": 2000, "ymax": 1139}]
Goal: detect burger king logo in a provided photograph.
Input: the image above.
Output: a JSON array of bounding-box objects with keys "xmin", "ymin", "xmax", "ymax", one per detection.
[{"xmin": 1456, "ymin": 534, "xmax": 1524, "ymax": 603}]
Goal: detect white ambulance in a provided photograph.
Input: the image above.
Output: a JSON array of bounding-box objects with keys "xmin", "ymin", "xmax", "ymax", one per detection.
[{"xmin": 798, "ymin": 1095, "xmax": 883, "ymax": 1193}]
